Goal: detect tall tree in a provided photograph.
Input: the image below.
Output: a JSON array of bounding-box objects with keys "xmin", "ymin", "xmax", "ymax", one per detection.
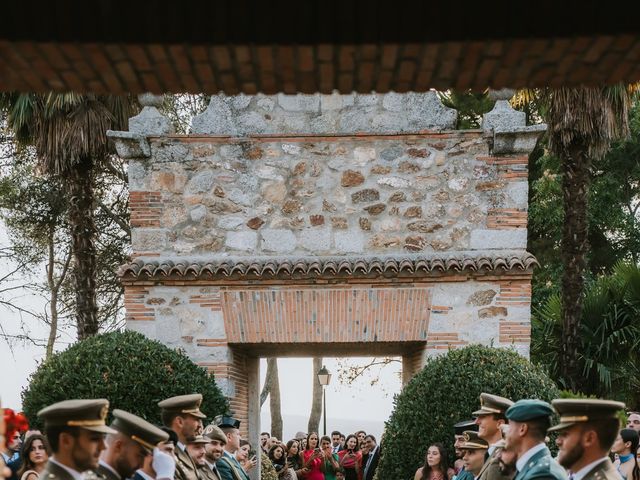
[
  {"xmin": 260, "ymin": 358, "xmax": 283, "ymax": 439},
  {"xmin": 543, "ymin": 86, "xmax": 631, "ymax": 387},
  {"xmin": 307, "ymin": 357, "xmax": 323, "ymax": 434},
  {"xmin": 0, "ymin": 93, "xmax": 134, "ymax": 339}
]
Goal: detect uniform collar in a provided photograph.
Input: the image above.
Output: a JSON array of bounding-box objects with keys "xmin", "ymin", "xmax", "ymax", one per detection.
[
  {"xmin": 135, "ymin": 470, "xmax": 155, "ymax": 480},
  {"xmin": 49, "ymin": 457, "xmax": 85, "ymax": 480},
  {"xmin": 99, "ymin": 460, "xmax": 122, "ymax": 480},
  {"xmin": 573, "ymin": 457, "xmax": 609, "ymax": 480},
  {"xmin": 516, "ymin": 443, "xmax": 546, "ymax": 473},
  {"xmin": 177, "ymin": 442, "xmax": 186, "ymax": 452}
]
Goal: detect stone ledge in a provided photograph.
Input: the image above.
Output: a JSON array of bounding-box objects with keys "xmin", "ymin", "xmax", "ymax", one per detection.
[{"xmin": 119, "ymin": 251, "xmax": 538, "ymax": 281}]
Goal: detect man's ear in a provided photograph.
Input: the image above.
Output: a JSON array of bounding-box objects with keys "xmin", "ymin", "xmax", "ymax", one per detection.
[
  {"xmin": 581, "ymin": 429, "xmax": 598, "ymax": 448},
  {"xmin": 59, "ymin": 431, "xmax": 74, "ymax": 450}
]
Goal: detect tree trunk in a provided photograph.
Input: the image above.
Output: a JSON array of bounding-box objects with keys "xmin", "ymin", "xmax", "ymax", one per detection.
[
  {"xmin": 267, "ymin": 358, "xmax": 283, "ymax": 440},
  {"xmin": 307, "ymin": 357, "xmax": 323, "ymax": 433},
  {"xmin": 67, "ymin": 162, "xmax": 99, "ymax": 339},
  {"xmin": 559, "ymin": 142, "xmax": 590, "ymax": 390}
]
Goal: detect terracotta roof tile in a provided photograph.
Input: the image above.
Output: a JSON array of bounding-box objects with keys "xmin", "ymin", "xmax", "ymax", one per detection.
[{"xmin": 118, "ymin": 252, "xmax": 537, "ymax": 281}]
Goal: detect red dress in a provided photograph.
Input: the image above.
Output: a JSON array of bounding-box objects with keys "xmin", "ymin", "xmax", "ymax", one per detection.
[
  {"xmin": 338, "ymin": 450, "xmax": 362, "ymax": 480},
  {"xmin": 302, "ymin": 450, "xmax": 325, "ymax": 480}
]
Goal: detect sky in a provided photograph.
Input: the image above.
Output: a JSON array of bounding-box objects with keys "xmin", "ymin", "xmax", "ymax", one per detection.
[{"xmin": 0, "ymin": 224, "xmax": 402, "ymax": 439}]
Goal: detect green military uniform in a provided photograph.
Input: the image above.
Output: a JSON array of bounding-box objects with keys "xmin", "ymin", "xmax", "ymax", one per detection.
[
  {"xmin": 158, "ymin": 394, "xmax": 208, "ymax": 480},
  {"xmin": 549, "ymin": 399, "xmax": 626, "ymax": 480},
  {"xmin": 505, "ymin": 400, "xmax": 566, "ymax": 480},
  {"xmin": 95, "ymin": 409, "xmax": 170, "ymax": 480},
  {"xmin": 38, "ymin": 399, "xmax": 117, "ymax": 480},
  {"xmin": 474, "ymin": 393, "xmax": 515, "ymax": 480},
  {"xmin": 213, "ymin": 416, "xmax": 249, "ymax": 480}
]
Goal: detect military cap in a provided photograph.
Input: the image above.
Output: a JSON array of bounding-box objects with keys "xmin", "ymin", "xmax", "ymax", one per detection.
[
  {"xmin": 454, "ymin": 419, "xmax": 478, "ymax": 436},
  {"xmin": 203, "ymin": 424, "xmax": 227, "ymax": 444},
  {"xmin": 111, "ymin": 409, "xmax": 169, "ymax": 452},
  {"xmin": 38, "ymin": 399, "xmax": 117, "ymax": 434},
  {"xmin": 506, "ymin": 399, "xmax": 554, "ymax": 422},
  {"xmin": 548, "ymin": 399, "xmax": 625, "ymax": 432},
  {"xmin": 188, "ymin": 435, "xmax": 211, "ymax": 445},
  {"xmin": 473, "ymin": 393, "xmax": 514, "ymax": 416},
  {"xmin": 158, "ymin": 394, "xmax": 206, "ymax": 419},
  {"xmin": 460, "ymin": 431, "xmax": 489, "ymax": 450},
  {"xmin": 213, "ymin": 415, "xmax": 240, "ymax": 429}
]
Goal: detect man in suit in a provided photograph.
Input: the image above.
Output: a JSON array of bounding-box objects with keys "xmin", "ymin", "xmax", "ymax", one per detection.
[
  {"xmin": 214, "ymin": 416, "xmax": 249, "ymax": 480},
  {"xmin": 331, "ymin": 431, "xmax": 343, "ymax": 455},
  {"xmin": 37, "ymin": 399, "xmax": 117, "ymax": 480},
  {"xmin": 158, "ymin": 394, "xmax": 207, "ymax": 480},
  {"xmin": 550, "ymin": 399, "xmax": 626, "ymax": 480},
  {"xmin": 475, "ymin": 393, "xmax": 515, "ymax": 480},
  {"xmin": 503, "ymin": 399, "xmax": 566, "ymax": 480},
  {"xmin": 460, "ymin": 431, "xmax": 489, "ymax": 479},
  {"xmin": 362, "ymin": 435, "xmax": 380, "ymax": 480}
]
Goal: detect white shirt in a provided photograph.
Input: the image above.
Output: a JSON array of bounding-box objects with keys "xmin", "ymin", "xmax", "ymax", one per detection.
[
  {"xmin": 573, "ymin": 457, "xmax": 609, "ymax": 480},
  {"xmin": 135, "ymin": 470, "xmax": 155, "ymax": 480},
  {"xmin": 488, "ymin": 444, "xmax": 500, "ymax": 456},
  {"xmin": 177, "ymin": 442, "xmax": 187, "ymax": 452},
  {"xmin": 99, "ymin": 460, "xmax": 122, "ymax": 480},
  {"xmin": 516, "ymin": 443, "xmax": 547, "ymax": 473},
  {"xmin": 48, "ymin": 458, "xmax": 84, "ymax": 480}
]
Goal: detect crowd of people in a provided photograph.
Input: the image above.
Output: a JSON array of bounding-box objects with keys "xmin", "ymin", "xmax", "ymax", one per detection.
[{"xmin": 1, "ymin": 392, "xmax": 639, "ymax": 480}]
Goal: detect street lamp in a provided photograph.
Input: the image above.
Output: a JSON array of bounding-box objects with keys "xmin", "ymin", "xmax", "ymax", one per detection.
[{"xmin": 317, "ymin": 365, "xmax": 332, "ymax": 436}]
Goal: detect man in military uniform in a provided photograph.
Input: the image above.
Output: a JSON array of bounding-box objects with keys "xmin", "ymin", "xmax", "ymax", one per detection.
[
  {"xmin": 550, "ymin": 399, "xmax": 625, "ymax": 480},
  {"xmin": 97, "ymin": 409, "xmax": 170, "ymax": 480},
  {"xmin": 186, "ymin": 435, "xmax": 210, "ymax": 478},
  {"xmin": 202, "ymin": 424, "xmax": 226, "ymax": 480},
  {"xmin": 474, "ymin": 393, "xmax": 515, "ymax": 480},
  {"xmin": 454, "ymin": 420, "xmax": 478, "ymax": 480},
  {"xmin": 158, "ymin": 394, "xmax": 207, "ymax": 480},
  {"xmin": 38, "ymin": 399, "xmax": 117, "ymax": 480},
  {"xmin": 460, "ymin": 431, "xmax": 489, "ymax": 479},
  {"xmin": 214, "ymin": 417, "xmax": 249, "ymax": 480},
  {"xmin": 503, "ymin": 399, "xmax": 566, "ymax": 480}
]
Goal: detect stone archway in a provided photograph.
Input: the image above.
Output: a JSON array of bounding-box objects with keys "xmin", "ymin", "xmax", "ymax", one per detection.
[{"xmin": 113, "ymin": 91, "xmax": 543, "ymax": 459}]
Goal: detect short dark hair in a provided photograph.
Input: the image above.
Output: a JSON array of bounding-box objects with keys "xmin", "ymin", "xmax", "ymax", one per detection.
[
  {"xmin": 161, "ymin": 410, "xmax": 182, "ymax": 427},
  {"xmin": 331, "ymin": 431, "xmax": 341, "ymax": 437},
  {"xmin": 160, "ymin": 426, "xmax": 178, "ymax": 444},
  {"xmin": 588, "ymin": 418, "xmax": 620, "ymax": 451},
  {"xmin": 492, "ymin": 413, "xmax": 507, "ymax": 422},
  {"xmin": 261, "ymin": 432, "xmax": 271, "ymax": 437},
  {"xmin": 320, "ymin": 435, "xmax": 331, "ymax": 444},
  {"xmin": 526, "ymin": 417, "xmax": 551, "ymax": 441},
  {"xmin": 45, "ymin": 426, "xmax": 79, "ymax": 453},
  {"xmin": 365, "ymin": 434, "xmax": 377, "ymax": 444},
  {"xmin": 240, "ymin": 439, "xmax": 250, "ymax": 448}
]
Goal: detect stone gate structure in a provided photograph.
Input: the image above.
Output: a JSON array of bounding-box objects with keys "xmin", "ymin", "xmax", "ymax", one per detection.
[{"xmin": 110, "ymin": 91, "xmax": 544, "ymax": 444}]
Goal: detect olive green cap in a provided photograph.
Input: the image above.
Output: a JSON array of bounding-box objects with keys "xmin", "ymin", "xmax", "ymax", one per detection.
[
  {"xmin": 38, "ymin": 399, "xmax": 117, "ymax": 434},
  {"xmin": 506, "ymin": 399, "xmax": 554, "ymax": 422},
  {"xmin": 111, "ymin": 409, "xmax": 169, "ymax": 452},
  {"xmin": 158, "ymin": 394, "xmax": 206, "ymax": 419},
  {"xmin": 548, "ymin": 399, "xmax": 625, "ymax": 432},
  {"xmin": 203, "ymin": 424, "xmax": 227, "ymax": 444},
  {"xmin": 473, "ymin": 393, "xmax": 514, "ymax": 416},
  {"xmin": 460, "ymin": 430, "xmax": 489, "ymax": 450},
  {"xmin": 188, "ymin": 435, "xmax": 211, "ymax": 445}
]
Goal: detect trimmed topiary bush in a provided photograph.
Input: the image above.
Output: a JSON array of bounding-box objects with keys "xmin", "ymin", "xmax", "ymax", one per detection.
[
  {"xmin": 377, "ymin": 345, "xmax": 559, "ymax": 480},
  {"xmin": 22, "ymin": 330, "xmax": 228, "ymax": 428}
]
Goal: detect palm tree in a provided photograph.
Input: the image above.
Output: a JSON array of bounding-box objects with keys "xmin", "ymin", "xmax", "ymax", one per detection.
[
  {"xmin": 542, "ymin": 86, "xmax": 631, "ymax": 388},
  {"xmin": 0, "ymin": 93, "xmax": 133, "ymax": 339}
]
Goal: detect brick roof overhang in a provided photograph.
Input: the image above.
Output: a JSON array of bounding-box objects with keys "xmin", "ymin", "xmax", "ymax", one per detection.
[
  {"xmin": 2, "ymin": 1, "xmax": 640, "ymax": 94},
  {"xmin": 118, "ymin": 252, "xmax": 538, "ymax": 282}
]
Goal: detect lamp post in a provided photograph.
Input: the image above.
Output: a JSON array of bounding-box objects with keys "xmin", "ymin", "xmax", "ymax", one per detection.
[{"xmin": 317, "ymin": 365, "xmax": 332, "ymax": 436}]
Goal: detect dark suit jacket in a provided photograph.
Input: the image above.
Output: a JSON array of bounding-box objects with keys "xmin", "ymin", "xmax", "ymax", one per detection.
[
  {"xmin": 96, "ymin": 462, "xmax": 121, "ymax": 480},
  {"xmin": 362, "ymin": 446, "xmax": 381, "ymax": 480}
]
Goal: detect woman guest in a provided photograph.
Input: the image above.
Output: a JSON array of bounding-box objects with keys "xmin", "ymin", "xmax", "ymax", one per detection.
[
  {"xmin": 302, "ymin": 432, "xmax": 325, "ymax": 480},
  {"xmin": 321, "ymin": 436, "xmax": 340, "ymax": 480},
  {"xmin": 269, "ymin": 443, "xmax": 297, "ymax": 480},
  {"xmin": 414, "ymin": 444, "xmax": 455, "ymax": 480},
  {"xmin": 235, "ymin": 439, "xmax": 257, "ymax": 474},
  {"xmin": 17, "ymin": 434, "xmax": 50, "ymax": 480},
  {"xmin": 338, "ymin": 435, "xmax": 362, "ymax": 480},
  {"xmin": 612, "ymin": 429, "xmax": 640, "ymax": 480},
  {"xmin": 287, "ymin": 439, "xmax": 308, "ymax": 478}
]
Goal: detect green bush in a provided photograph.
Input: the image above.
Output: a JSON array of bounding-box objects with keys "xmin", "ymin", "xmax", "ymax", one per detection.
[
  {"xmin": 377, "ymin": 345, "xmax": 560, "ymax": 480},
  {"xmin": 22, "ymin": 330, "xmax": 229, "ymax": 428}
]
